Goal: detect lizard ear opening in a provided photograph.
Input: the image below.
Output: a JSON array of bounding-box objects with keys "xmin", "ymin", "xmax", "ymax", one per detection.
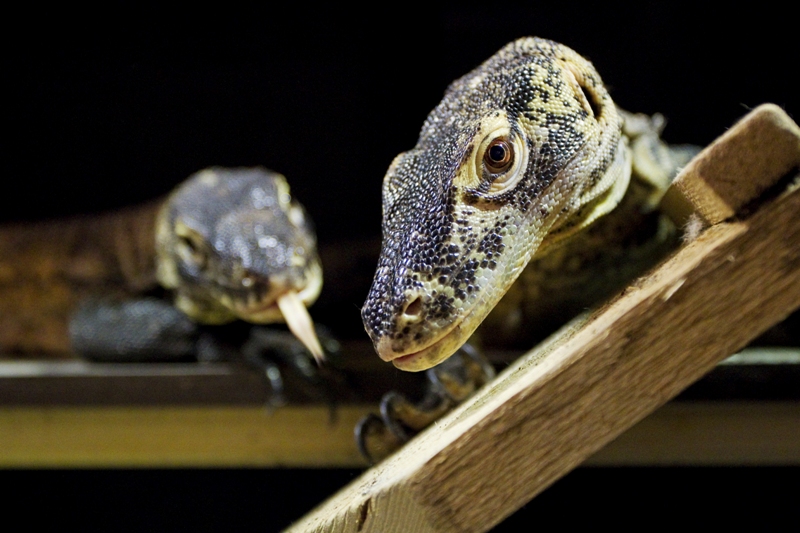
[
  {"xmin": 564, "ymin": 63, "xmax": 602, "ymax": 120},
  {"xmin": 578, "ymin": 81, "xmax": 601, "ymax": 119}
]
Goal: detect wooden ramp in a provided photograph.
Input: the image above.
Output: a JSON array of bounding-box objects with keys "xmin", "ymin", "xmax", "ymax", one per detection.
[{"xmin": 286, "ymin": 104, "xmax": 800, "ymax": 532}]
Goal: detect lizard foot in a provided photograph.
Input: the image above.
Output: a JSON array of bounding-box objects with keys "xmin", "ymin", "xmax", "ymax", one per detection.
[
  {"xmin": 237, "ymin": 324, "xmax": 352, "ymax": 412},
  {"xmin": 71, "ymin": 298, "xmax": 352, "ymax": 411},
  {"xmin": 355, "ymin": 343, "xmax": 495, "ymax": 464}
]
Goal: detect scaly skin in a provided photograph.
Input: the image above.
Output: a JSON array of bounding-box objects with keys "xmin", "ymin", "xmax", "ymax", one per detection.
[
  {"xmin": 355, "ymin": 38, "xmax": 701, "ymax": 460},
  {"xmin": 362, "ymin": 37, "xmax": 634, "ymax": 371}
]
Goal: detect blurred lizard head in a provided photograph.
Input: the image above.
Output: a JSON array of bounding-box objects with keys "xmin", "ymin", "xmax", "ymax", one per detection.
[{"xmin": 157, "ymin": 167, "xmax": 324, "ymax": 360}]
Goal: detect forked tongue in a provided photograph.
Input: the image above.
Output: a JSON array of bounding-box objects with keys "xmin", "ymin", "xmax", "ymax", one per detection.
[{"xmin": 276, "ymin": 290, "xmax": 325, "ymax": 364}]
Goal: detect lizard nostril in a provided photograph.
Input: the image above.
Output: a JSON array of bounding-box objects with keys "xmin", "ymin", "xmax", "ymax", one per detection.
[{"xmin": 402, "ymin": 296, "xmax": 423, "ymax": 319}]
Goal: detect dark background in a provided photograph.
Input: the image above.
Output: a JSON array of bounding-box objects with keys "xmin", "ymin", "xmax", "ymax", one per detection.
[
  {"xmin": 8, "ymin": 467, "xmax": 798, "ymax": 531},
  {"xmin": 6, "ymin": 2, "xmax": 797, "ymax": 341},
  {"xmin": 4, "ymin": 2, "xmax": 797, "ymax": 531},
  {"xmin": 7, "ymin": 4, "xmax": 796, "ymax": 235},
  {"xmin": 0, "ymin": 1, "xmax": 800, "ymax": 339}
]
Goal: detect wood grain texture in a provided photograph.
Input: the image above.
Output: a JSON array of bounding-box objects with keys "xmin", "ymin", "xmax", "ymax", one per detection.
[
  {"xmin": 287, "ymin": 106, "xmax": 800, "ymax": 532},
  {"xmin": 661, "ymin": 103, "xmax": 800, "ymax": 227}
]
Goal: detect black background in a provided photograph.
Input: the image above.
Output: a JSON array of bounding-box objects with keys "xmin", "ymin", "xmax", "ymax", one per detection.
[
  {"xmin": 9, "ymin": 467, "xmax": 799, "ymax": 531},
  {"xmin": 7, "ymin": 4, "xmax": 796, "ymax": 235},
  {"xmin": 4, "ymin": 2, "xmax": 797, "ymax": 531},
  {"xmin": 8, "ymin": 2, "xmax": 797, "ymax": 341}
]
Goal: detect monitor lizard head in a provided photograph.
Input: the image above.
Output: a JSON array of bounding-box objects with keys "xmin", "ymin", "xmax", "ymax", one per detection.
[
  {"xmin": 156, "ymin": 166, "xmax": 325, "ymax": 360},
  {"xmin": 362, "ymin": 37, "xmax": 632, "ymax": 371}
]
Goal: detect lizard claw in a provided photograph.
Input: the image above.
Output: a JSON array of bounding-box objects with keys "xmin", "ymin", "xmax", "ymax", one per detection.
[
  {"xmin": 429, "ymin": 342, "xmax": 496, "ymax": 402},
  {"xmin": 241, "ymin": 325, "xmax": 351, "ymax": 415},
  {"xmin": 355, "ymin": 413, "xmax": 406, "ymax": 465},
  {"xmin": 355, "ymin": 343, "xmax": 495, "ymax": 464}
]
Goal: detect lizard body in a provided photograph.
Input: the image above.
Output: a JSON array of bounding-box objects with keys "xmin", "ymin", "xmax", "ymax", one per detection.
[
  {"xmin": 361, "ymin": 37, "xmax": 696, "ymax": 371},
  {"xmin": 0, "ymin": 167, "xmax": 324, "ymax": 360},
  {"xmin": 0, "ymin": 199, "xmax": 161, "ymax": 356}
]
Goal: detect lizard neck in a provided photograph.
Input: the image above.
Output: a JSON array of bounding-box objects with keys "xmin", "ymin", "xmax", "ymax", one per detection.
[{"xmin": 0, "ymin": 197, "xmax": 166, "ymax": 291}]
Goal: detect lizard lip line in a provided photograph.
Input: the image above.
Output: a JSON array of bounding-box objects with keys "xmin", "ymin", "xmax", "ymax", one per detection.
[
  {"xmin": 233, "ymin": 286, "xmax": 313, "ymax": 316},
  {"xmin": 233, "ymin": 297, "xmax": 280, "ymax": 315},
  {"xmin": 393, "ymin": 336, "xmax": 446, "ymax": 363},
  {"xmin": 246, "ymin": 299, "xmax": 278, "ymax": 311},
  {"xmin": 390, "ymin": 338, "xmax": 448, "ymax": 368},
  {"xmin": 378, "ymin": 307, "xmax": 475, "ymax": 369}
]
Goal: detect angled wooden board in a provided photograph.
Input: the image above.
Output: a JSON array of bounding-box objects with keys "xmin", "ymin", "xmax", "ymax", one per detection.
[{"xmin": 287, "ymin": 104, "xmax": 800, "ymax": 532}]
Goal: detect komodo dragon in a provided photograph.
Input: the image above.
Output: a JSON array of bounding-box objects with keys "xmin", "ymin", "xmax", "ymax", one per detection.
[
  {"xmin": 357, "ymin": 37, "xmax": 700, "ymax": 461},
  {"xmin": 0, "ymin": 167, "xmax": 331, "ymax": 397}
]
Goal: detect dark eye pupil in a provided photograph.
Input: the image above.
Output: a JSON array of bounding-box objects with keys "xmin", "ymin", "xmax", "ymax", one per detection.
[
  {"xmin": 483, "ymin": 138, "xmax": 513, "ymax": 172},
  {"xmin": 489, "ymin": 144, "xmax": 506, "ymax": 162},
  {"xmin": 180, "ymin": 236, "xmax": 199, "ymax": 254}
]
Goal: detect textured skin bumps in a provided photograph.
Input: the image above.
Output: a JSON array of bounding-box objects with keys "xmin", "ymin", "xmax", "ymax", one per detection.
[{"xmin": 362, "ymin": 37, "xmax": 632, "ymax": 371}]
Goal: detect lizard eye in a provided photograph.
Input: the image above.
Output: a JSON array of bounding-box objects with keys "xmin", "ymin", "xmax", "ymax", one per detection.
[
  {"xmin": 174, "ymin": 222, "xmax": 209, "ymax": 270},
  {"xmin": 177, "ymin": 234, "xmax": 208, "ymax": 269},
  {"xmin": 464, "ymin": 117, "xmax": 530, "ymax": 201},
  {"xmin": 483, "ymin": 138, "xmax": 514, "ymax": 173},
  {"xmin": 474, "ymin": 130, "xmax": 528, "ymax": 197}
]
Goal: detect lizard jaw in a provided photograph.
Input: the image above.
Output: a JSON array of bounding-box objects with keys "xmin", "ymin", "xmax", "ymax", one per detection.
[
  {"xmin": 376, "ymin": 311, "xmax": 473, "ymax": 372},
  {"xmin": 232, "ymin": 260, "xmax": 323, "ymax": 323}
]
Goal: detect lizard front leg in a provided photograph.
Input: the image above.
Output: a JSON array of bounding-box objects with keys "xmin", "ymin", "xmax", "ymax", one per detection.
[{"xmin": 70, "ymin": 298, "xmax": 350, "ymax": 408}]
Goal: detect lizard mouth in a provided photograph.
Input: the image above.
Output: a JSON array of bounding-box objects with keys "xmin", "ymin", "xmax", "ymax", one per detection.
[
  {"xmin": 227, "ymin": 263, "xmax": 325, "ymax": 363},
  {"xmin": 231, "ymin": 261, "xmax": 323, "ymax": 318},
  {"xmin": 388, "ymin": 335, "xmax": 460, "ymax": 371},
  {"xmin": 230, "ymin": 289, "xmax": 324, "ymax": 364},
  {"xmin": 376, "ymin": 311, "xmax": 472, "ymax": 372}
]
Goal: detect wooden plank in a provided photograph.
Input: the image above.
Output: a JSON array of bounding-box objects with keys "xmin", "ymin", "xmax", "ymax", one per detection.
[
  {"xmin": 287, "ymin": 106, "xmax": 800, "ymax": 532},
  {"xmin": 0, "ymin": 400, "xmax": 796, "ymax": 468},
  {"xmin": 2, "ymin": 342, "xmax": 794, "ymax": 408},
  {"xmin": 0, "ymin": 345, "xmax": 795, "ymax": 468},
  {"xmin": 586, "ymin": 401, "xmax": 800, "ymax": 466},
  {"xmin": 0, "ymin": 343, "xmax": 424, "ymax": 406},
  {"xmin": 660, "ymin": 103, "xmax": 800, "ymax": 227},
  {"xmin": 0, "ymin": 405, "xmax": 373, "ymax": 467}
]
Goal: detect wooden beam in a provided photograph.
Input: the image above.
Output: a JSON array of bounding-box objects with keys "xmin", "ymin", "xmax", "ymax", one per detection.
[
  {"xmin": 287, "ymin": 105, "xmax": 800, "ymax": 532},
  {"xmin": 660, "ymin": 103, "xmax": 800, "ymax": 226},
  {"xmin": 585, "ymin": 401, "xmax": 800, "ymax": 466},
  {"xmin": 0, "ymin": 346, "xmax": 425, "ymax": 406},
  {"xmin": 0, "ymin": 405, "xmax": 373, "ymax": 468},
  {"xmin": 0, "ymin": 400, "xmax": 796, "ymax": 468}
]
